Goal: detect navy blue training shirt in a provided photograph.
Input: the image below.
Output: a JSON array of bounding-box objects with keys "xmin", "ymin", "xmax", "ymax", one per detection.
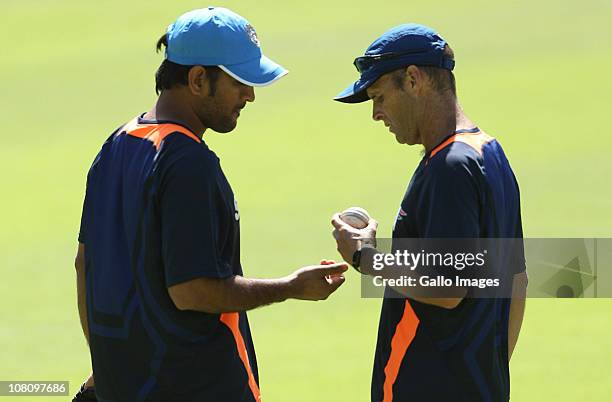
[
  {"xmin": 371, "ymin": 128, "xmax": 525, "ymax": 402},
  {"xmin": 79, "ymin": 115, "xmax": 260, "ymax": 402}
]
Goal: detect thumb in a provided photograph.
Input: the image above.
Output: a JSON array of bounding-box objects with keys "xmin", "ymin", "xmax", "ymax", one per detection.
[
  {"xmin": 326, "ymin": 274, "xmax": 346, "ymax": 291},
  {"xmin": 331, "ymin": 213, "xmax": 346, "ymax": 230},
  {"xmin": 317, "ymin": 262, "xmax": 349, "ymax": 276}
]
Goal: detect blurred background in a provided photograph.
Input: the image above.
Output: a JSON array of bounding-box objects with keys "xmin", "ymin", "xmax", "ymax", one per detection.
[{"xmin": 1, "ymin": 0, "xmax": 611, "ymax": 400}]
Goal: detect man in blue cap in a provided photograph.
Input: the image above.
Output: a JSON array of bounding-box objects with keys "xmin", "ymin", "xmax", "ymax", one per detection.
[
  {"xmin": 72, "ymin": 7, "xmax": 348, "ymax": 402},
  {"xmin": 331, "ymin": 24, "xmax": 528, "ymax": 401}
]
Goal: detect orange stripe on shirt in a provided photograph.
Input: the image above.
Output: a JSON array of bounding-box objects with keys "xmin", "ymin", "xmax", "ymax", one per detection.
[
  {"xmin": 122, "ymin": 117, "xmax": 201, "ymax": 149},
  {"xmin": 429, "ymin": 134, "xmax": 458, "ymax": 160},
  {"xmin": 428, "ymin": 131, "xmax": 494, "ymax": 160},
  {"xmin": 220, "ymin": 312, "xmax": 262, "ymax": 402},
  {"xmin": 382, "ymin": 300, "xmax": 420, "ymax": 402}
]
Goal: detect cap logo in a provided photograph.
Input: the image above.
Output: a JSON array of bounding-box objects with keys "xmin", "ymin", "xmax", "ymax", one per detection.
[{"xmin": 245, "ymin": 24, "xmax": 260, "ymax": 47}]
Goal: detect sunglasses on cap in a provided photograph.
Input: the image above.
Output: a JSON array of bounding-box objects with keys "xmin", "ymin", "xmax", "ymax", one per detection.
[{"xmin": 353, "ymin": 50, "xmax": 455, "ymax": 73}]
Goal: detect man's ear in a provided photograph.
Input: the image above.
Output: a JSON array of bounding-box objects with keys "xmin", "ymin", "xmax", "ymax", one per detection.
[
  {"xmin": 404, "ymin": 65, "xmax": 423, "ymax": 94},
  {"xmin": 187, "ymin": 66, "xmax": 209, "ymax": 96}
]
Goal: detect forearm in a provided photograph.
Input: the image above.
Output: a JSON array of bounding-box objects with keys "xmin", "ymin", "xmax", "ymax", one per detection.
[
  {"xmin": 74, "ymin": 243, "xmax": 95, "ymax": 387},
  {"xmin": 508, "ymin": 297, "xmax": 525, "ymax": 360},
  {"xmin": 76, "ymin": 270, "xmax": 90, "ymax": 343},
  {"xmin": 170, "ymin": 275, "xmax": 294, "ymax": 313},
  {"xmin": 508, "ymin": 272, "xmax": 528, "ymax": 360},
  {"xmin": 360, "ymin": 247, "xmax": 465, "ymax": 309},
  {"xmin": 75, "ymin": 244, "xmax": 89, "ymax": 344}
]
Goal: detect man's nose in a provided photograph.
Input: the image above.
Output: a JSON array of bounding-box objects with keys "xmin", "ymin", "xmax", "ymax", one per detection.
[
  {"xmin": 244, "ymin": 86, "xmax": 255, "ymax": 103},
  {"xmin": 372, "ymin": 107, "xmax": 384, "ymax": 122}
]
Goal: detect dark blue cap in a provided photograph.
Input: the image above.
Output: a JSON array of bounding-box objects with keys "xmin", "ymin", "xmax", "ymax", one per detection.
[{"xmin": 334, "ymin": 24, "xmax": 454, "ymax": 103}]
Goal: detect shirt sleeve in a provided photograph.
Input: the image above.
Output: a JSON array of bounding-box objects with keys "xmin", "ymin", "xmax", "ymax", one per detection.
[
  {"xmin": 78, "ymin": 170, "xmax": 92, "ymax": 244},
  {"xmin": 159, "ymin": 150, "xmax": 233, "ymax": 287},
  {"xmin": 511, "ymin": 180, "xmax": 527, "ymax": 275},
  {"xmin": 78, "ymin": 199, "xmax": 87, "ymax": 244},
  {"xmin": 78, "ymin": 150, "xmax": 105, "ymax": 244}
]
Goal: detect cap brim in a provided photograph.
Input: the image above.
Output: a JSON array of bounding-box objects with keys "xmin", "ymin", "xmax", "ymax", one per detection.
[
  {"xmin": 220, "ymin": 55, "xmax": 288, "ymax": 87},
  {"xmin": 334, "ymin": 80, "xmax": 372, "ymax": 103},
  {"xmin": 336, "ymin": 55, "xmax": 427, "ymax": 103},
  {"xmin": 333, "ymin": 76, "xmax": 377, "ymax": 104}
]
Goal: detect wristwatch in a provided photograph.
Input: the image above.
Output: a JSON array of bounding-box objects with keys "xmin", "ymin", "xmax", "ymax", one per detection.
[{"xmin": 352, "ymin": 248, "xmax": 363, "ymax": 273}]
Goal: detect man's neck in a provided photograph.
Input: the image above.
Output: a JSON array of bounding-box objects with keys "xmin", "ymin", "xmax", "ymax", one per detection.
[
  {"xmin": 420, "ymin": 97, "xmax": 479, "ymax": 153},
  {"xmin": 143, "ymin": 91, "xmax": 206, "ymax": 138},
  {"xmin": 455, "ymin": 102, "xmax": 477, "ymax": 132},
  {"xmin": 420, "ymin": 94, "xmax": 457, "ymax": 153}
]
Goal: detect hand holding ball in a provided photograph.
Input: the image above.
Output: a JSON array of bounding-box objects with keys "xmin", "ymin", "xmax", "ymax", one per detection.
[{"xmin": 333, "ymin": 207, "xmax": 376, "ymax": 268}]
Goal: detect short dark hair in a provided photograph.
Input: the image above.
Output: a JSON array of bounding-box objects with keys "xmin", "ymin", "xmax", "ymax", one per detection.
[
  {"xmin": 392, "ymin": 44, "xmax": 456, "ymax": 96},
  {"xmin": 154, "ymin": 34, "xmax": 221, "ymax": 95}
]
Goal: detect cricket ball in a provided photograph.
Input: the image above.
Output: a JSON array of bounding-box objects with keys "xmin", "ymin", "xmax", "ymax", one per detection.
[{"xmin": 340, "ymin": 207, "xmax": 371, "ymax": 229}]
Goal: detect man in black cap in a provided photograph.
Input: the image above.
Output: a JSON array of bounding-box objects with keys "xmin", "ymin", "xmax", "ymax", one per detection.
[{"xmin": 332, "ymin": 24, "xmax": 528, "ymax": 402}]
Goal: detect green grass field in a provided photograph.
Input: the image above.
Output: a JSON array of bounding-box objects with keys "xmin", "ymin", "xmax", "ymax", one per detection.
[{"xmin": 1, "ymin": 0, "xmax": 611, "ymax": 400}]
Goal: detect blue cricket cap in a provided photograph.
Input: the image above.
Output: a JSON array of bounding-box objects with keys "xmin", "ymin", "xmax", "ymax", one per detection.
[
  {"xmin": 334, "ymin": 24, "xmax": 454, "ymax": 103},
  {"xmin": 165, "ymin": 7, "xmax": 288, "ymax": 87}
]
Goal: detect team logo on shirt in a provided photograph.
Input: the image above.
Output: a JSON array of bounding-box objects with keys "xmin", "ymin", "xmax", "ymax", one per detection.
[
  {"xmin": 394, "ymin": 207, "xmax": 407, "ymax": 231},
  {"xmin": 245, "ymin": 24, "xmax": 260, "ymax": 47},
  {"xmin": 234, "ymin": 199, "xmax": 240, "ymax": 221},
  {"xmin": 396, "ymin": 207, "xmax": 407, "ymax": 221}
]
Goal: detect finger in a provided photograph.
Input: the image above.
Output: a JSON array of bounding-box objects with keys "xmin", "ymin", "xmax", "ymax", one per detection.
[
  {"xmin": 331, "ymin": 213, "xmax": 346, "ymax": 230},
  {"xmin": 325, "ymin": 271, "xmax": 343, "ymax": 282},
  {"xmin": 366, "ymin": 218, "xmax": 379, "ymax": 230},
  {"xmin": 320, "ymin": 259, "xmax": 335, "ymax": 265},
  {"xmin": 327, "ymin": 274, "xmax": 346, "ymax": 291},
  {"xmin": 318, "ymin": 262, "xmax": 349, "ymax": 276}
]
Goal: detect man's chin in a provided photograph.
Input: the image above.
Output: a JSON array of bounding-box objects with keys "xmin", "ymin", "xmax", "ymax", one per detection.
[
  {"xmin": 397, "ymin": 134, "xmax": 418, "ymax": 146},
  {"xmin": 394, "ymin": 133, "xmax": 409, "ymax": 144},
  {"xmin": 211, "ymin": 119, "xmax": 238, "ymax": 134}
]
